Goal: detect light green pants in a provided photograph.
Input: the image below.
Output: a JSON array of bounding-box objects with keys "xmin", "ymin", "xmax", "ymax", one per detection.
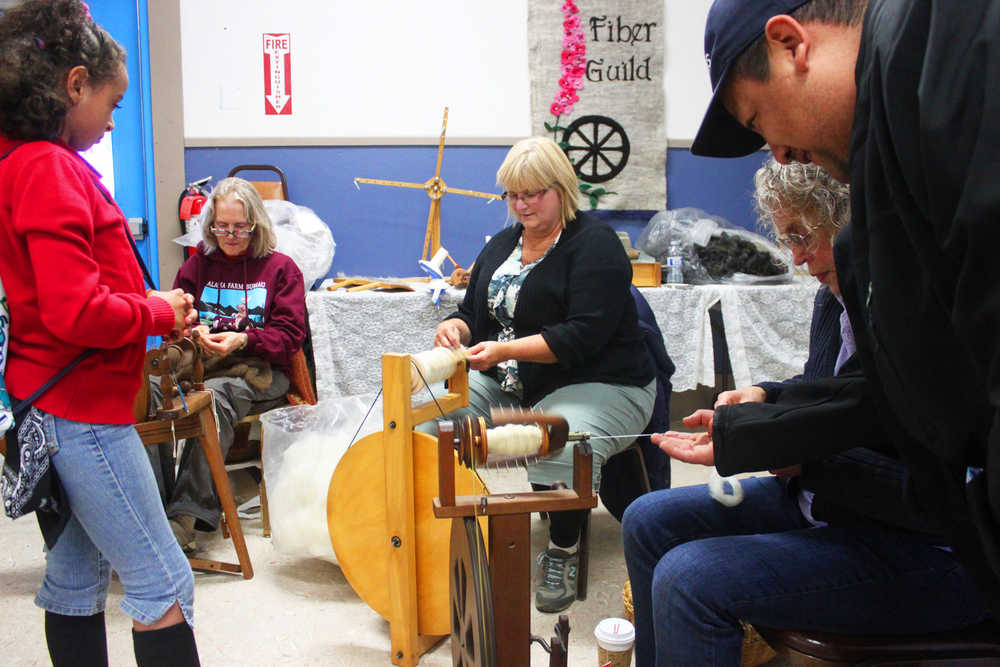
[{"xmin": 417, "ymin": 371, "xmax": 656, "ymax": 489}]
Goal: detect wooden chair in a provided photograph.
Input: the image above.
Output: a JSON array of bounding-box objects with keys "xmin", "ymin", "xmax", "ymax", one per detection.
[
  {"xmin": 227, "ymin": 164, "xmax": 288, "ymax": 201},
  {"xmin": 755, "ymin": 620, "xmax": 1000, "ymax": 665}
]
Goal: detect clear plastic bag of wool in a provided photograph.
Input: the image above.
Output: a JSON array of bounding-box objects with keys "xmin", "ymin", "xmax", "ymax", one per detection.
[
  {"xmin": 637, "ymin": 207, "xmax": 795, "ymax": 285},
  {"xmin": 261, "ymin": 393, "xmax": 381, "ymax": 563}
]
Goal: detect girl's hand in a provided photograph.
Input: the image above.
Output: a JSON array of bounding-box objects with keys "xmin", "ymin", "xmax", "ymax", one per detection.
[{"xmin": 149, "ymin": 288, "xmax": 197, "ymax": 340}]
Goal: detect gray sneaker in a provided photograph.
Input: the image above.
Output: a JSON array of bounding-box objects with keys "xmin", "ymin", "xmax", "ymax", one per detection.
[
  {"xmin": 169, "ymin": 517, "xmax": 196, "ymax": 553},
  {"xmin": 535, "ymin": 548, "xmax": 578, "ymax": 613}
]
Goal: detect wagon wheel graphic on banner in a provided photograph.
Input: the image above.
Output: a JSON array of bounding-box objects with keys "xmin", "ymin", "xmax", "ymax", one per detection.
[{"xmin": 562, "ymin": 115, "xmax": 630, "ymax": 184}]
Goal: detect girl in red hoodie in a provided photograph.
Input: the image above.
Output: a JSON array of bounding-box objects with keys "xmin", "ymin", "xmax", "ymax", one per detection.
[{"xmin": 0, "ymin": 2, "xmax": 200, "ymax": 664}]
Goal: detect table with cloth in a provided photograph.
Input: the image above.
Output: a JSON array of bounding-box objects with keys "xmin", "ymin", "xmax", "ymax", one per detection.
[{"xmin": 305, "ymin": 279, "xmax": 820, "ymax": 401}]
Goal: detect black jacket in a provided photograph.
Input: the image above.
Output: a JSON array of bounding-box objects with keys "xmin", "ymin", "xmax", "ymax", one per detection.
[
  {"xmin": 448, "ymin": 211, "xmax": 653, "ymax": 406},
  {"xmin": 713, "ymin": 283, "xmax": 944, "ymax": 540},
  {"xmin": 841, "ymin": 0, "xmax": 1000, "ymax": 609}
]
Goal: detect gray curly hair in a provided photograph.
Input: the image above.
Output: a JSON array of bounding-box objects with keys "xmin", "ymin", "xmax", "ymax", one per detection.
[{"xmin": 753, "ymin": 158, "xmax": 850, "ymax": 240}]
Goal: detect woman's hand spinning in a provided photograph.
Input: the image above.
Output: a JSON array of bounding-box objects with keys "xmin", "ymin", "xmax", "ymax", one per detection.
[
  {"xmin": 199, "ymin": 331, "xmax": 247, "ymax": 358},
  {"xmin": 465, "ymin": 340, "xmax": 510, "ymax": 371}
]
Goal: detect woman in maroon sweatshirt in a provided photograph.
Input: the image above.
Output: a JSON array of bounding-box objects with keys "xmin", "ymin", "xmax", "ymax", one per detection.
[{"xmin": 153, "ymin": 177, "xmax": 307, "ymax": 551}]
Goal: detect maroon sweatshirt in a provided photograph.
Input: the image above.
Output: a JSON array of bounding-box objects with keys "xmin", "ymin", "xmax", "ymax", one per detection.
[{"xmin": 174, "ymin": 244, "xmax": 306, "ymax": 370}]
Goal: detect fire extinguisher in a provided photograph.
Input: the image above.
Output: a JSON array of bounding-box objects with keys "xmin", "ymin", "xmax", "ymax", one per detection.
[{"xmin": 177, "ymin": 176, "xmax": 212, "ymax": 258}]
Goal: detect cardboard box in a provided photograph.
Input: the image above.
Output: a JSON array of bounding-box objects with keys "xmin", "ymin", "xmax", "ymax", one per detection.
[{"xmin": 631, "ymin": 261, "xmax": 661, "ymax": 287}]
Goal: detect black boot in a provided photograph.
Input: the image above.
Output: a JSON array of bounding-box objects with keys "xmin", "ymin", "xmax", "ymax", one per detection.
[
  {"xmin": 45, "ymin": 610, "xmax": 108, "ymax": 667},
  {"xmin": 132, "ymin": 621, "xmax": 200, "ymax": 667}
]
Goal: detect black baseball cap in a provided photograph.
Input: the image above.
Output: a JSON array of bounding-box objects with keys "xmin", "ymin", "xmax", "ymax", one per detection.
[{"xmin": 691, "ymin": 0, "xmax": 812, "ymax": 157}]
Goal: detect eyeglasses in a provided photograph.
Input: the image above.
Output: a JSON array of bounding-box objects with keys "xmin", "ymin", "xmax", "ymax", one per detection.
[
  {"xmin": 501, "ymin": 187, "xmax": 549, "ymax": 204},
  {"xmin": 210, "ymin": 222, "xmax": 256, "ymax": 239},
  {"xmin": 775, "ymin": 229, "xmax": 819, "ymax": 251}
]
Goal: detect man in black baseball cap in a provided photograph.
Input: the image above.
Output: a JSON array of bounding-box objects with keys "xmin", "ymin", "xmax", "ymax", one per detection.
[
  {"xmin": 691, "ymin": 0, "xmax": 812, "ymax": 158},
  {"xmin": 631, "ymin": 0, "xmax": 1000, "ymax": 661}
]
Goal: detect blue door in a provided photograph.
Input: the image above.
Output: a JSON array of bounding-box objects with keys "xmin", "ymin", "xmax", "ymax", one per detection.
[{"xmin": 87, "ymin": 0, "xmax": 161, "ymax": 288}]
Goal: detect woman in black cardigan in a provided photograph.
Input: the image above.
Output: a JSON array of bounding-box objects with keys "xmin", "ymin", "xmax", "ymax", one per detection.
[{"xmin": 429, "ymin": 136, "xmax": 655, "ymax": 613}]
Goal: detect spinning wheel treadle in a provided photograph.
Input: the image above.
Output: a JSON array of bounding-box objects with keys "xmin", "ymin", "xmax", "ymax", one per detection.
[{"xmin": 450, "ymin": 517, "xmax": 496, "ymax": 667}]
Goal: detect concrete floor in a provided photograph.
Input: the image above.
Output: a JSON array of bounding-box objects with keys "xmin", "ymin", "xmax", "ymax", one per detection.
[
  {"xmin": 1, "ymin": 387, "xmax": 795, "ymax": 666},
  {"xmin": 0, "ymin": 457, "xmax": 795, "ymax": 666}
]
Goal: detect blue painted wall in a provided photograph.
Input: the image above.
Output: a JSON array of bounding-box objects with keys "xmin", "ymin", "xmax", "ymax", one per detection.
[{"xmin": 184, "ymin": 146, "xmax": 767, "ymax": 280}]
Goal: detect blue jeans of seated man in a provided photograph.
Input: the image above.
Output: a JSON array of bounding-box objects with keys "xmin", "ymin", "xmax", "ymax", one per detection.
[
  {"xmin": 31, "ymin": 410, "xmax": 195, "ymax": 627},
  {"xmin": 622, "ymin": 476, "xmax": 991, "ymax": 667}
]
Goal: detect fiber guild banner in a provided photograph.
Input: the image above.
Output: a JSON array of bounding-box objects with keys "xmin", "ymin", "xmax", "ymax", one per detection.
[{"xmin": 529, "ymin": 0, "xmax": 666, "ymax": 211}]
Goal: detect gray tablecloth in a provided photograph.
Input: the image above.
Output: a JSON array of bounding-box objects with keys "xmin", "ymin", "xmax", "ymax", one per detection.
[{"xmin": 306, "ymin": 280, "xmax": 819, "ymax": 401}]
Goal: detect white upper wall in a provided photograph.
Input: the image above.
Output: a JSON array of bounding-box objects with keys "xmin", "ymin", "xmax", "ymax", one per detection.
[{"xmin": 180, "ymin": 0, "xmax": 713, "ymax": 144}]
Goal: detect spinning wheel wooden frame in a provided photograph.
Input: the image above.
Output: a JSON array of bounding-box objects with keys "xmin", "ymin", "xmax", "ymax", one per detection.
[
  {"xmin": 327, "ymin": 352, "xmax": 487, "ymax": 666},
  {"xmin": 433, "ymin": 417, "xmax": 597, "ymax": 667}
]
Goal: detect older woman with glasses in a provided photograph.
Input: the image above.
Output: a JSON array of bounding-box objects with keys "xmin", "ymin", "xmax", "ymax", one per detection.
[
  {"xmin": 148, "ymin": 176, "xmax": 307, "ymax": 552},
  {"xmin": 424, "ymin": 136, "xmax": 656, "ymax": 613}
]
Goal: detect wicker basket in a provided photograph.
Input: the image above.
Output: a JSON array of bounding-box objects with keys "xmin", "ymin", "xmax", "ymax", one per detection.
[{"xmin": 621, "ymin": 580, "xmax": 777, "ymax": 666}]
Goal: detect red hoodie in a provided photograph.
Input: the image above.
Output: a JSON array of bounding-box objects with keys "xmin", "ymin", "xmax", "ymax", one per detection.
[
  {"xmin": 0, "ymin": 136, "xmax": 175, "ymax": 424},
  {"xmin": 174, "ymin": 243, "xmax": 306, "ymax": 371}
]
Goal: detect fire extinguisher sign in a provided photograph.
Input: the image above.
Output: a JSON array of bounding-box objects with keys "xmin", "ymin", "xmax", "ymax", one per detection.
[{"xmin": 263, "ymin": 33, "xmax": 292, "ymax": 115}]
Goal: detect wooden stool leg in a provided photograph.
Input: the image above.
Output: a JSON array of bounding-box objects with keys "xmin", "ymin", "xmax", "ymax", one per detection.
[
  {"xmin": 260, "ymin": 475, "xmax": 271, "ymax": 538},
  {"xmin": 188, "ymin": 406, "xmax": 254, "ymax": 579},
  {"xmin": 576, "ymin": 509, "xmax": 591, "ymax": 601}
]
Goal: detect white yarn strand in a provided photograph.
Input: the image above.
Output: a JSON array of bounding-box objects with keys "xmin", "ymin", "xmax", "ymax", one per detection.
[
  {"xmin": 409, "ymin": 347, "xmax": 466, "ymax": 393},
  {"xmin": 485, "ymin": 424, "xmax": 543, "ymax": 456}
]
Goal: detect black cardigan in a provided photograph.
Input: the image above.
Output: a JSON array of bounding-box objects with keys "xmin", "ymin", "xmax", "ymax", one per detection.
[{"xmin": 448, "ymin": 211, "xmax": 653, "ymax": 406}]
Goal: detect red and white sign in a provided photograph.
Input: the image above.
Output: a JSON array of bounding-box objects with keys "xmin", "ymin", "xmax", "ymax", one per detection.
[{"xmin": 263, "ymin": 33, "xmax": 292, "ymax": 115}]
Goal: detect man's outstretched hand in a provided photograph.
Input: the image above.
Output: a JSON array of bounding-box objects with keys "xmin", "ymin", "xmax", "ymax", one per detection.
[{"xmin": 651, "ymin": 409, "xmax": 716, "ymax": 466}]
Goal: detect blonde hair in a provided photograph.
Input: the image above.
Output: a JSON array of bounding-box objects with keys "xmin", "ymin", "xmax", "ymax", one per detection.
[
  {"xmin": 497, "ymin": 136, "xmax": 579, "ymax": 228},
  {"xmin": 200, "ymin": 177, "xmax": 277, "ymax": 258}
]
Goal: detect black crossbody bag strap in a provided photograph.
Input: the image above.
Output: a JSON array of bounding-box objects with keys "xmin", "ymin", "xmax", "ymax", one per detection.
[{"xmin": 3, "ymin": 142, "xmax": 159, "ymax": 418}]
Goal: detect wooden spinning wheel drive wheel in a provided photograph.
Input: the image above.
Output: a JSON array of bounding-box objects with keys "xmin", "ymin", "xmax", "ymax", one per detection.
[
  {"xmin": 450, "ymin": 517, "xmax": 496, "ymax": 667},
  {"xmin": 562, "ymin": 115, "xmax": 630, "ymax": 184}
]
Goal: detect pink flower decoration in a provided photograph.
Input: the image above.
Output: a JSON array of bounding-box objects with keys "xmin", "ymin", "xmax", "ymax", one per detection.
[{"xmin": 550, "ymin": 0, "xmax": 586, "ymax": 124}]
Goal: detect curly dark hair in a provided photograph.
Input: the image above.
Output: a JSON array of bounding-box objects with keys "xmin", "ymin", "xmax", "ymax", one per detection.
[{"xmin": 0, "ymin": 0, "xmax": 125, "ymax": 140}]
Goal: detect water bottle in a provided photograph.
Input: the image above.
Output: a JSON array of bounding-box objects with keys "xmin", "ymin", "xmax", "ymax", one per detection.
[{"xmin": 666, "ymin": 240, "xmax": 684, "ymax": 284}]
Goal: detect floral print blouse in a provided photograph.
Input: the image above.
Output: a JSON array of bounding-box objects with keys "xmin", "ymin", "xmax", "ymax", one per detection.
[{"xmin": 486, "ymin": 231, "xmax": 560, "ymax": 398}]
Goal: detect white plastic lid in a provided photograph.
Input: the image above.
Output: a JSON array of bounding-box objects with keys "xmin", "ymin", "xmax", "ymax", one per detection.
[{"xmin": 593, "ymin": 617, "xmax": 635, "ymax": 651}]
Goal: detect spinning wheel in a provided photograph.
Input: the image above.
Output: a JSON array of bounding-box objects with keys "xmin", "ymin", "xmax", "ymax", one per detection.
[
  {"xmin": 450, "ymin": 517, "xmax": 496, "ymax": 667},
  {"xmin": 434, "ymin": 414, "xmax": 595, "ymax": 666},
  {"xmin": 562, "ymin": 115, "xmax": 630, "ymax": 183}
]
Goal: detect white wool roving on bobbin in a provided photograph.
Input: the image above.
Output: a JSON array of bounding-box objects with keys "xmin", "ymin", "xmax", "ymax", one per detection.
[
  {"xmin": 485, "ymin": 424, "xmax": 543, "ymax": 456},
  {"xmin": 409, "ymin": 346, "xmax": 467, "ymax": 393},
  {"xmin": 708, "ymin": 468, "xmax": 745, "ymax": 507}
]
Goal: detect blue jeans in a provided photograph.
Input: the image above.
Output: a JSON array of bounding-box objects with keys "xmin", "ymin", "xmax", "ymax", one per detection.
[
  {"xmin": 32, "ymin": 411, "xmax": 194, "ymax": 626},
  {"xmin": 622, "ymin": 477, "xmax": 991, "ymax": 667}
]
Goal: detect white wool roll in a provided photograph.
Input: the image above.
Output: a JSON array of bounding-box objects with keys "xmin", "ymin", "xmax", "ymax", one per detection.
[
  {"xmin": 409, "ymin": 347, "xmax": 465, "ymax": 393},
  {"xmin": 485, "ymin": 423, "xmax": 543, "ymax": 455}
]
